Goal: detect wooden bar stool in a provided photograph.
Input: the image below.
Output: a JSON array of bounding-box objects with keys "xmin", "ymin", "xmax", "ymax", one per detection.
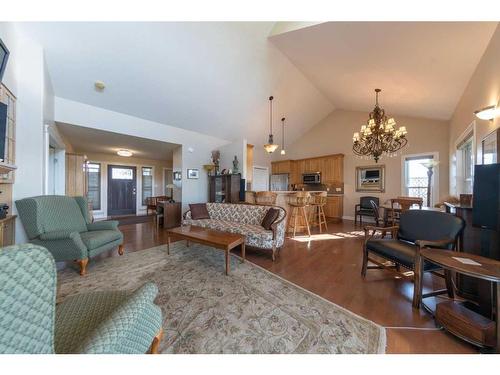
[
  {"xmin": 255, "ymin": 191, "xmax": 278, "ymax": 206},
  {"xmin": 287, "ymin": 191, "xmax": 311, "ymax": 238},
  {"xmin": 309, "ymin": 191, "xmax": 328, "ymax": 233}
]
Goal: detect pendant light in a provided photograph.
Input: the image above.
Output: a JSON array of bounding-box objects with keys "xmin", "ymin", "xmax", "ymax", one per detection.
[
  {"xmin": 280, "ymin": 117, "xmax": 286, "ymax": 155},
  {"xmin": 263, "ymin": 96, "xmax": 279, "ymax": 153}
]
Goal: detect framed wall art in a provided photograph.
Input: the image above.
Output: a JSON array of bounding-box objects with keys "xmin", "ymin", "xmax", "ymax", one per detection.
[{"xmin": 355, "ymin": 165, "xmax": 385, "ymax": 193}]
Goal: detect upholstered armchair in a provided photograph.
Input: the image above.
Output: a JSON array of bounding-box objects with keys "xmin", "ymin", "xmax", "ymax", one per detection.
[
  {"xmin": 16, "ymin": 195, "xmax": 124, "ymax": 275},
  {"xmin": 0, "ymin": 244, "xmax": 163, "ymax": 354},
  {"xmin": 361, "ymin": 210, "xmax": 465, "ymax": 308}
]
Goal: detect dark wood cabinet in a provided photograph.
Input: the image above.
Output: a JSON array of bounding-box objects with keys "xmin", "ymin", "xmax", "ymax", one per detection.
[
  {"xmin": 209, "ymin": 174, "xmax": 241, "ymax": 203},
  {"xmin": 445, "ymin": 202, "xmax": 499, "ymax": 318},
  {"xmin": 157, "ymin": 201, "xmax": 181, "ymax": 229}
]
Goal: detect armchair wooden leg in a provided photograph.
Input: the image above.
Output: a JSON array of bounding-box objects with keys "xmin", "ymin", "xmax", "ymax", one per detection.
[
  {"xmin": 272, "ymin": 244, "xmax": 276, "ymax": 262},
  {"xmin": 76, "ymin": 258, "xmax": 89, "ymax": 276},
  {"xmin": 412, "ymin": 255, "xmax": 424, "ymax": 309},
  {"xmin": 118, "ymin": 244, "xmax": 124, "ymax": 256},
  {"xmin": 361, "ymin": 247, "xmax": 368, "ymax": 277},
  {"xmin": 149, "ymin": 328, "xmax": 163, "ymax": 354}
]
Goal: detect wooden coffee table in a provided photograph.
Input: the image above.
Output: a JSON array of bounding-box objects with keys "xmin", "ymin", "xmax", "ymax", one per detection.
[{"xmin": 165, "ymin": 225, "xmax": 245, "ymax": 275}]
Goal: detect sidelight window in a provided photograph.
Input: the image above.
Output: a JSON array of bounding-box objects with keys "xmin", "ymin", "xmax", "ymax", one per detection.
[{"xmin": 142, "ymin": 167, "xmax": 153, "ymax": 205}]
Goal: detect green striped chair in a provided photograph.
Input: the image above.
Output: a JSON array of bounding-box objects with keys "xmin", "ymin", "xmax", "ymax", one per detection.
[
  {"xmin": 0, "ymin": 244, "xmax": 163, "ymax": 354},
  {"xmin": 16, "ymin": 195, "xmax": 124, "ymax": 275}
]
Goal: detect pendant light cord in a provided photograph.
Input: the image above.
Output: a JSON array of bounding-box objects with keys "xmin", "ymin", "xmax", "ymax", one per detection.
[
  {"xmin": 269, "ymin": 96, "xmax": 274, "ymax": 135},
  {"xmin": 281, "ymin": 117, "xmax": 285, "ymax": 149}
]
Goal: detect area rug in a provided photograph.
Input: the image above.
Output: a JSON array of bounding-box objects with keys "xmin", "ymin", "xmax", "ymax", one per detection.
[{"xmin": 57, "ymin": 243, "xmax": 386, "ymax": 354}]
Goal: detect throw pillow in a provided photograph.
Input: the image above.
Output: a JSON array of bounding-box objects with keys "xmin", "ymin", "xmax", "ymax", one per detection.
[
  {"xmin": 190, "ymin": 203, "xmax": 210, "ymax": 220},
  {"xmin": 261, "ymin": 208, "xmax": 280, "ymax": 230}
]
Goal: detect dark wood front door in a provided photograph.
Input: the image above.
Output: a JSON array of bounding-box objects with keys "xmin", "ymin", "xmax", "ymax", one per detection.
[{"xmin": 107, "ymin": 165, "xmax": 137, "ymax": 216}]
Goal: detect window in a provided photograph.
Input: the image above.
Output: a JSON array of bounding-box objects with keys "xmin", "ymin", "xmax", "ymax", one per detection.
[
  {"xmin": 111, "ymin": 167, "xmax": 133, "ymax": 180},
  {"xmin": 142, "ymin": 167, "xmax": 153, "ymax": 205},
  {"xmin": 457, "ymin": 135, "xmax": 474, "ymax": 194},
  {"xmin": 87, "ymin": 163, "xmax": 101, "ymax": 210},
  {"xmin": 403, "ymin": 154, "xmax": 436, "ymax": 206}
]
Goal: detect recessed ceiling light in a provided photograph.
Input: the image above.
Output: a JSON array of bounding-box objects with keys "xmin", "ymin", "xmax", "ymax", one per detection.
[
  {"xmin": 117, "ymin": 149, "xmax": 133, "ymax": 157},
  {"xmin": 474, "ymin": 105, "xmax": 500, "ymax": 121},
  {"xmin": 94, "ymin": 81, "xmax": 106, "ymax": 91}
]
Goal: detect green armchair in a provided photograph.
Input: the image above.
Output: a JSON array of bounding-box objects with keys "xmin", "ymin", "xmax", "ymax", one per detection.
[
  {"xmin": 0, "ymin": 244, "xmax": 163, "ymax": 354},
  {"xmin": 16, "ymin": 195, "xmax": 124, "ymax": 275}
]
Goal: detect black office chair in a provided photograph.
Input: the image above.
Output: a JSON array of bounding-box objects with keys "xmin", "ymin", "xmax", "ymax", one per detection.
[{"xmin": 355, "ymin": 196, "xmax": 379, "ymax": 225}]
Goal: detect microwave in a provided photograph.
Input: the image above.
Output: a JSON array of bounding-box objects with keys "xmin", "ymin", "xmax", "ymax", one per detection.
[{"xmin": 302, "ymin": 172, "xmax": 321, "ymax": 184}]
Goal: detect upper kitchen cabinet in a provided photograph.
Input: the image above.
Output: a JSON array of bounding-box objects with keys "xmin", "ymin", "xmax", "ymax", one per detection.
[{"xmin": 271, "ymin": 160, "xmax": 292, "ymax": 174}]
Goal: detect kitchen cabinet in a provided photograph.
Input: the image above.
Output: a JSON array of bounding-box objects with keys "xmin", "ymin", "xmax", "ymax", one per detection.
[
  {"xmin": 272, "ymin": 154, "xmax": 344, "ymax": 187},
  {"xmin": 324, "ymin": 195, "xmax": 343, "ymax": 222},
  {"xmin": 271, "ymin": 160, "xmax": 291, "ymax": 174}
]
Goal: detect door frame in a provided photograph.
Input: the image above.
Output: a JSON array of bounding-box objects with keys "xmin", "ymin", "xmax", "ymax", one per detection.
[
  {"xmin": 107, "ymin": 164, "xmax": 137, "ymax": 216},
  {"xmin": 252, "ymin": 165, "xmax": 269, "ymax": 191},
  {"xmin": 163, "ymin": 167, "xmax": 173, "ymax": 196}
]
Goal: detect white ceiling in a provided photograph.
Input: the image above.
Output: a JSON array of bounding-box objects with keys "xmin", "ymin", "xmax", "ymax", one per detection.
[
  {"xmin": 15, "ymin": 22, "xmax": 334, "ymax": 146},
  {"xmin": 270, "ymin": 22, "xmax": 498, "ymax": 120},
  {"xmin": 56, "ymin": 123, "xmax": 178, "ymax": 161}
]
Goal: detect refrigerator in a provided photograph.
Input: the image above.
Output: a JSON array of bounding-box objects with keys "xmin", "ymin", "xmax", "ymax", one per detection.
[{"xmin": 270, "ymin": 173, "xmax": 289, "ymax": 191}]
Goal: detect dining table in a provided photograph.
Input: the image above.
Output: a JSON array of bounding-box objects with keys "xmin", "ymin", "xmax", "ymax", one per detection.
[{"xmin": 380, "ymin": 202, "xmax": 443, "ymax": 224}]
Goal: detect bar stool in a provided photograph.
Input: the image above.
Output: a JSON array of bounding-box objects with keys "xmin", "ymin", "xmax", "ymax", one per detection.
[
  {"xmin": 287, "ymin": 191, "xmax": 311, "ymax": 238},
  {"xmin": 255, "ymin": 191, "xmax": 278, "ymax": 206},
  {"xmin": 309, "ymin": 191, "xmax": 328, "ymax": 233}
]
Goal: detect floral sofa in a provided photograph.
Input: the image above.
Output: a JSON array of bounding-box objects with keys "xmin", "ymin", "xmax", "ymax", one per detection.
[{"xmin": 182, "ymin": 203, "xmax": 287, "ymax": 261}]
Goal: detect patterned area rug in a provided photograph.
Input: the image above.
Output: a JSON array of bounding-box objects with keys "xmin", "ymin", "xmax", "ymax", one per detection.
[{"xmin": 57, "ymin": 243, "xmax": 386, "ymax": 353}]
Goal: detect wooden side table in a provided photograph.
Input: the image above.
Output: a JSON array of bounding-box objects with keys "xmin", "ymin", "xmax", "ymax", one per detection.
[{"xmin": 417, "ymin": 249, "xmax": 500, "ymax": 352}]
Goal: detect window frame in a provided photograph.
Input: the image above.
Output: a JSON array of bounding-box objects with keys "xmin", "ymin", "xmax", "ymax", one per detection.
[{"xmin": 401, "ymin": 152, "xmax": 440, "ymax": 207}]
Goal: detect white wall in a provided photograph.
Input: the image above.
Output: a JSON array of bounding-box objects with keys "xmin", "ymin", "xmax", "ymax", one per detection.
[
  {"xmin": 55, "ymin": 98, "xmax": 229, "ymax": 213},
  {"xmin": 0, "ymin": 26, "xmax": 56, "ymax": 243},
  {"xmin": 448, "ymin": 24, "xmax": 500, "ymax": 194},
  {"xmin": 218, "ymin": 139, "xmax": 246, "ymax": 178}
]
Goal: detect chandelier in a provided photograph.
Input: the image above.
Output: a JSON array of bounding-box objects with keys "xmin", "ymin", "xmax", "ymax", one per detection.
[
  {"xmin": 264, "ymin": 96, "xmax": 279, "ymax": 153},
  {"xmin": 352, "ymin": 89, "xmax": 408, "ymax": 162}
]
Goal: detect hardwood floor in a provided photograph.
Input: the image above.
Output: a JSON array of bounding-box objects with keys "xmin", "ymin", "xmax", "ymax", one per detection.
[{"xmin": 114, "ymin": 218, "xmax": 478, "ymax": 354}]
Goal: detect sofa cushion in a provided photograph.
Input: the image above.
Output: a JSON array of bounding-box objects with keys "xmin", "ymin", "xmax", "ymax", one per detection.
[
  {"xmin": 80, "ymin": 230, "xmax": 123, "ymax": 250},
  {"xmin": 261, "ymin": 208, "xmax": 280, "ymax": 230},
  {"xmin": 190, "ymin": 203, "xmax": 210, "ymax": 220},
  {"xmin": 366, "ymin": 239, "xmax": 441, "ymax": 271}
]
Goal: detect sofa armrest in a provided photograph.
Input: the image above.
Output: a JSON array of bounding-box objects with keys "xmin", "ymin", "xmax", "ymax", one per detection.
[
  {"xmin": 87, "ymin": 220, "xmax": 119, "ymax": 231},
  {"xmin": 270, "ymin": 208, "xmax": 287, "ymax": 241},
  {"xmin": 39, "ymin": 230, "xmax": 80, "ymax": 241}
]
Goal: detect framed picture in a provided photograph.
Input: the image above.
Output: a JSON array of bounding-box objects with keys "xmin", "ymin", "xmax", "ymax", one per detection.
[
  {"xmin": 355, "ymin": 165, "xmax": 385, "ymax": 192},
  {"xmin": 187, "ymin": 168, "xmax": 199, "ymax": 179},
  {"xmin": 482, "ymin": 128, "xmax": 499, "ymax": 165},
  {"xmin": 173, "ymin": 171, "xmax": 182, "ymax": 181}
]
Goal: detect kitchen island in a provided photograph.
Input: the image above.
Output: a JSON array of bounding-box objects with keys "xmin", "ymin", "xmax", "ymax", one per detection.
[{"xmin": 245, "ymin": 191, "xmax": 343, "ymax": 233}]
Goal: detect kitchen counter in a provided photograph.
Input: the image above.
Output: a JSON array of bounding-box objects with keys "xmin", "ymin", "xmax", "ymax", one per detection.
[{"xmin": 245, "ymin": 191, "xmax": 343, "ymax": 232}]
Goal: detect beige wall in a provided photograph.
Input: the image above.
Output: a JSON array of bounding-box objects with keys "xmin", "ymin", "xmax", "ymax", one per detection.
[
  {"xmin": 449, "ymin": 24, "xmax": 500, "ymax": 193},
  {"xmin": 273, "ymin": 109, "xmax": 450, "ymax": 219}
]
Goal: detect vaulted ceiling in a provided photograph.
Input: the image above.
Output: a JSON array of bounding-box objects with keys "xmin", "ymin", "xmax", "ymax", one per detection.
[
  {"xmin": 15, "ymin": 21, "xmax": 499, "ymax": 147},
  {"xmin": 270, "ymin": 22, "xmax": 498, "ymax": 120}
]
